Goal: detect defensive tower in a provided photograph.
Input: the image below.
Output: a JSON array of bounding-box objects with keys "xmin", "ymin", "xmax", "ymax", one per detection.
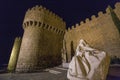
[
  {"xmin": 7, "ymin": 2, "xmax": 120, "ymax": 72},
  {"xmin": 7, "ymin": 37, "xmax": 21, "ymax": 72},
  {"xmin": 16, "ymin": 5, "xmax": 66, "ymax": 72}
]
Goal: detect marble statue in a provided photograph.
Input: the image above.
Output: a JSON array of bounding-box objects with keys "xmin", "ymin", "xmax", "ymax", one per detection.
[{"xmin": 67, "ymin": 39, "xmax": 110, "ymax": 80}]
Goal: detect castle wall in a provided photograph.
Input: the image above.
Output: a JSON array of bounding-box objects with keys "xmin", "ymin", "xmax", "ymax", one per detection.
[
  {"xmin": 7, "ymin": 37, "xmax": 21, "ymax": 72},
  {"xmin": 16, "ymin": 5, "xmax": 65, "ymax": 72},
  {"xmin": 12, "ymin": 2, "xmax": 120, "ymax": 70},
  {"xmin": 114, "ymin": 2, "xmax": 120, "ymax": 20},
  {"xmin": 16, "ymin": 27, "xmax": 42, "ymax": 72},
  {"xmin": 64, "ymin": 5, "xmax": 120, "ymax": 62},
  {"xmin": 24, "ymin": 5, "xmax": 66, "ymax": 30}
]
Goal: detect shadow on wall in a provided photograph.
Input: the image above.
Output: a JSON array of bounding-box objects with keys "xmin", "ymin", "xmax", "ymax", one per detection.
[
  {"xmin": 110, "ymin": 56, "xmax": 120, "ymax": 64},
  {"xmin": 70, "ymin": 41, "xmax": 75, "ymax": 59},
  {"xmin": 109, "ymin": 6, "xmax": 120, "ymax": 33}
]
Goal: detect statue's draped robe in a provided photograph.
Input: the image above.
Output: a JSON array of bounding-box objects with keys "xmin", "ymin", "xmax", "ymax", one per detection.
[{"xmin": 67, "ymin": 39, "xmax": 110, "ymax": 80}]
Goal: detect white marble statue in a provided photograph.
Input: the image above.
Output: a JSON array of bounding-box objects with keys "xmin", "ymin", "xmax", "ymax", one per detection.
[{"xmin": 67, "ymin": 39, "xmax": 110, "ymax": 80}]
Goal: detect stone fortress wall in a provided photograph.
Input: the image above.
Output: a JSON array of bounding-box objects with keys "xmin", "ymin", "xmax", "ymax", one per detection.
[
  {"xmin": 23, "ymin": 5, "xmax": 65, "ymax": 30},
  {"xmin": 64, "ymin": 2, "xmax": 120, "ymax": 62},
  {"xmin": 8, "ymin": 2, "xmax": 120, "ymax": 72},
  {"xmin": 16, "ymin": 5, "xmax": 66, "ymax": 72},
  {"xmin": 7, "ymin": 37, "xmax": 21, "ymax": 72}
]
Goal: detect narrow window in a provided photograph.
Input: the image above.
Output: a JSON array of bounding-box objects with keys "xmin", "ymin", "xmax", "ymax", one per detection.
[
  {"xmin": 34, "ymin": 21, "xmax": 37, "ymax": 26},
  {"xmin": 30, "ymin": 21, "xmax": 33, "ymax": 25},
  {"xmin": 42, "ymin": 23, "xmax": 45, "ymax": 28},
  {"xmin": 24, "ymin": 23, "xmax": 26, "ymax": 28},
  {"xmin": 26, "ymin": 22, "xmax": 29, "ymax": 26},
  {"xmin": 56, "ymin": 28, "xmax": 58, "ymax": 32},
  {"xmin": 53, "ymin": 27, "xmax": 55, "ymax": 31},
  {"xmin": 50, "ymin": 26, "xmax": 52, "ymax": 29},
  {"xmin": 46, "ymin": 24, "xmax": 49, "ymax": 29},
  {"xmin": 38, "ymin": 22, "xmax": 41, "ymax": 27}
]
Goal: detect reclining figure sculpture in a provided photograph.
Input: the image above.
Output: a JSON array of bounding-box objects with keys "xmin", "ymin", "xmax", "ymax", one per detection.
[{"xmin": 67, "ymin": 39, "xmax": 110, "ymax": 80}]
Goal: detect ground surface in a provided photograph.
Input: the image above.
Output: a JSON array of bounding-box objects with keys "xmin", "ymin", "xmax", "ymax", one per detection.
[{"xmin": 0, "ymin": 65, "xmax": 120, "ymax": 80}]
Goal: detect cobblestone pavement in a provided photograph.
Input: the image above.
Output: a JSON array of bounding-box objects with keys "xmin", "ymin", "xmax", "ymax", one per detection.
[{"xmin": 0, "ymin": 65, "xmax": 120, "ymax": 80}]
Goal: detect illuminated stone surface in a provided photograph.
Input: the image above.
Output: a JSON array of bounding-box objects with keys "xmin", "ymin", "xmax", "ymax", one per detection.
[
  {"xmin": 7, "ymin": 37, "xmax": 21, "ymax": 72},
  {"xmin": 64, "ymin": 3, "xmax": 120, "ymax": 62},
  {"xmin": 7, "ymin": 2, "xmax": 120, "ymax": 73},
  {"xmin": 16, "ymin": 5, "xmax": 66, "ymax": 72}
]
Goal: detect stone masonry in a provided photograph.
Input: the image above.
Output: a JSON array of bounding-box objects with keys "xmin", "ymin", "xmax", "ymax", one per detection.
[
  {"xmin": 15, "ymin": 5, "xmax": 66, "ymax": 72},
  {"xmin": 8, "ymin": 2, "xmax": 120, "ymax": 72},
  {"xmin": 64, "ymin": 3, "xmax": 120, "ymax": 62},
  {"xmin": 7, "ymin": 37, "xmax": 21, "ymax": 72}
]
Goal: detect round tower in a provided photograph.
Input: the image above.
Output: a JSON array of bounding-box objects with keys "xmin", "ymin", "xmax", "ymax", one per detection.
[
  {"xmin": 16, "ymin": 5, "xmax": 66, "ymax": 72},
  {"xmin": 7, "ymin": 37, "xmax": 21, "ymax": 72}
]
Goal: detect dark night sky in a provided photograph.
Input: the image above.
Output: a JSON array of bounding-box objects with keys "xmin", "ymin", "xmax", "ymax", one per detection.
[{"xmin": 0, "ymin": 0, "xmax": 120, "ymax": 65}]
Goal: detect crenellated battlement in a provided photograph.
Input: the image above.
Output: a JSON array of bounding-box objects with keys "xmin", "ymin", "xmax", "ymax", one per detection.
[
  {"xmin": 80, "ymin": 21, "xmax": 84, "ymax": 25},
  {"xmin": 85, "ymin": 18, "xmax": 90, "ymax": 23},
  {"xmin": 64, "ymin": 2, "xmax": 120, "ymax": 61},
  {"xmin": 91, "ymin": 15, "xmax": 96, "ymax": 20},
  {"xmin": 24, "ymin": 5, "xmax": 66, "ymax": 30},
  {"xmin": 11, "ymin": 2, "xmax": 120, "ymax": 72},
  {"xmin": 16, "ymin": 6, "xmax": 66, "ymax": 72},
  {"xmin": 115, "ymin": 2, "xmax": 120, "ymax": 9},
  {"xmin": 66, "ymin": 4, "xmax": 116, "ymax": 32},
  {"xmin": 114, "ymin": 2, "xmax": 120, "ymax": 20},
  {"xmin": 26, "ymin": 5, "xmax": 61, "ymax": 20},
  {"xmin": 15, "ymin": 37, "xmax": 21, "ymax": 41},
  {"xmin": 98, "ymin": 11, "xmax": 104, "ymax": 16},
  {"xmin": 23, "ymin": 20, "xmax": 65, "ymax": 35}
]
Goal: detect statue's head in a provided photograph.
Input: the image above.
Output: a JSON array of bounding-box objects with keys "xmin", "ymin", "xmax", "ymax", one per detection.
[
  {"xmin": 79, "ymin": 39, "xmax": 88, "ymax": 47},
  {"xmin": 78, "ymin": 39, "xmax": 94, "ymax": 51}
]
